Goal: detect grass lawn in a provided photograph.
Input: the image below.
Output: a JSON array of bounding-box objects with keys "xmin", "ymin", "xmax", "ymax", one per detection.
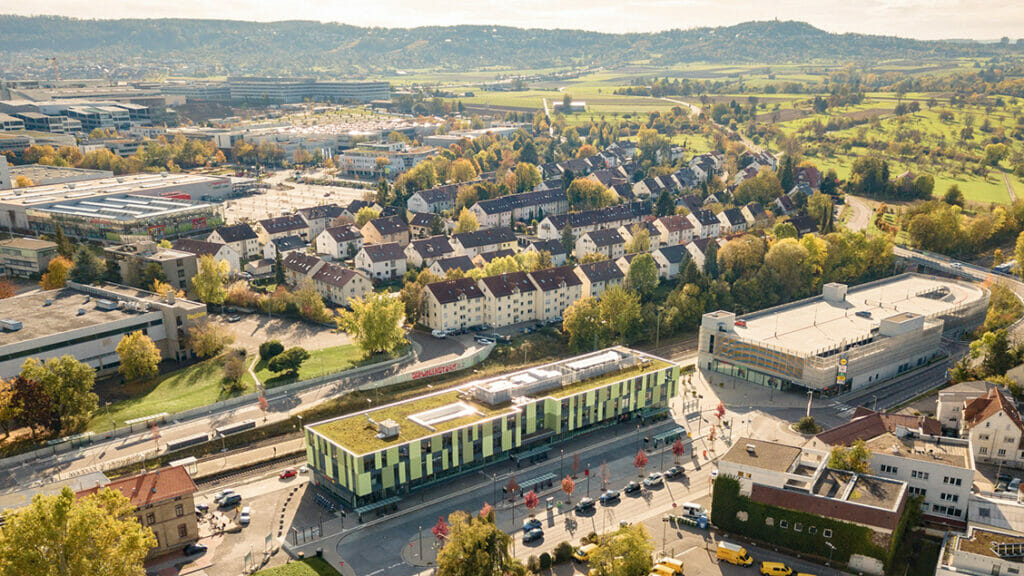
[
  {"xmin": 253, "ymin": 558, "xmax": 340, "ymax": 576},
  {"xmin": 88, "ymin": 356, "xmax": 253, "ymax": 433},
  {"xmin": 247, "ymin": 344, "xmax": 365, "ymax": 389}
]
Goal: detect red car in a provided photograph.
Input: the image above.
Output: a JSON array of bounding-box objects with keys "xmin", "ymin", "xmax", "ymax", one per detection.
[{"xmin": 279, "ymin": 469, "xmax": 298, "ymax": 479}]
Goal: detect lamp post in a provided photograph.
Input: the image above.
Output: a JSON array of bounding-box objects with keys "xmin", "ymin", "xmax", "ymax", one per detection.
[
  {"xmin": 826, "ymin": 541, "xmax": 836, "ymax": 573},
  {"xmin": 586, "ymin": 463, "xmax": 591, "ymax": 496},
  {"xmin": 559, "ymin": 449, "xmax": 565, "ymax": 479},
  {"xmin": 105, "ymin": 401, "xmax": 113, "ymax": 432},
  {"xmin": 872, "ymin": 395, "xmax": 878, "ymax": 412}
]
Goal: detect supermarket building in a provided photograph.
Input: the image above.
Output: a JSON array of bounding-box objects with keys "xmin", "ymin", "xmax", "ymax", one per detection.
[{"xmin": 304, "ymin": 347, "xmax": 679, "ymax": 508}]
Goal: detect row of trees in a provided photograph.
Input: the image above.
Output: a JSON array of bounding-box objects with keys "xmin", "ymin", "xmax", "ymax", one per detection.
[{"xmin": 9, "ymin": 134, "xmax": 226, "ymax": 178}]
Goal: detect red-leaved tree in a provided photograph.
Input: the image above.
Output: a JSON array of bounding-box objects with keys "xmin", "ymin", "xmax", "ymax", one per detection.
[
  {"xmin": 524, "ymin": 490, "xmax": 540, "ymax": 516},
  {"xmin": 634, "ymin": 449, "xmax": 648, "ymax": 477},
  {"xmin": 561, "ymin": 476, "xmax": 575, "ymax": 503},
  {"xmin": 672, "ymin": 439, "xmax": 686, "ymax": 463},
  {"xmin": 431, "ymin": 516, "xmax": 449, "ymax": 542}
]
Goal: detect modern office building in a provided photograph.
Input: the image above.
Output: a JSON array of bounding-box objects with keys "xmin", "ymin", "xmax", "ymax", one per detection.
[
  {"xmin": 698, "ymin": 274, "xmax": 988, "ymax": 395},
  {"xmin": 226, "ymin": 77, "xmax": 390, "ymax": 103},
  {"xmin": 304, "ymin": 347, "xmax": 679, "ymax": 508},
  {"xmin": 0, "ymin": 282, "xmax": 206, "ymax": 379},
  {"xmin": 104, "ymin": 241, "xmax": 199, "ymax": 296}
]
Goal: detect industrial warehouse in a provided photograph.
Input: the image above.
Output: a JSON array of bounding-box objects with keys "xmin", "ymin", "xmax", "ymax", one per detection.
[
  {"xmin": 697, "ymin": 273, "xmax": 989, "ymax": 395},
  {"xmin": 303, "ymin": 347, "xmax": 681, "ymax": 508}
]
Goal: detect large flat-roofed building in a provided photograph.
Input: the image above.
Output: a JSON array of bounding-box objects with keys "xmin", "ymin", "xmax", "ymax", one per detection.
[
  {"xmin": 304, "ymin": 347, "xmax": 679, "ymax": 508},
  {"xmin": 698, "ymin": 274, "xmax": 988, "ymax": 394},
  {"xmin": 8, "ymin": 164, "xmax": 113, "ymax": 187},
  {"xmin": 104, "ymin": 241, "xmax": 199, "ymax": 296},
  {"xmin": 0, "ymin": 282, "xmax": 206, "ymax": 379},
  {"xmin": 0, "ymin": 237, "xmax": 57, "ymax": 278},
  {"xmin": 226, "ymin": 77, "xmax": 390, "ymax": 103},
  {"xmin": 937, "ymin": 526, "xmax": 1024, "ymax": 576},
  {"xmin": 0, "ymin": 173, "xmax": 229, "ymax": 243}
]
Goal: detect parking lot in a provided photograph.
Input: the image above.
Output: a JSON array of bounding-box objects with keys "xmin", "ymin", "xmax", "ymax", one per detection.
[
  {"xmin": 223, "ymin": 170, "xmax": 368, "ymax": 225},
  {"xmin": 207, "ymin": 311, "xmax": 353, "ymax": 353}
]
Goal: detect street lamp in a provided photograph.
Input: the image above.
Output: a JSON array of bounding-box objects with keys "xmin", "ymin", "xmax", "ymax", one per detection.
[
  {"xmin": 872, "ymin": 395, "xmax": 878, "ymax": 412},
  {"xmin": 559, "ymin": 449, "xmax": 565, "ymax": 478},
  {"xmin": 826, "ymin": 541, "xmax": 836, "ymax": 571}
]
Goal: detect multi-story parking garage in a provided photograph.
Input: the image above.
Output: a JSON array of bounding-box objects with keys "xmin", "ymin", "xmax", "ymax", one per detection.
[{"xmin": 698, "ymin": 273, "xmax": 989, "ymax": 395}]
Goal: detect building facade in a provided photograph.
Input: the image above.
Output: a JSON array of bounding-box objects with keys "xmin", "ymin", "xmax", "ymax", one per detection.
[{"xmin": 0, "ymin": 237, "xmax": 57, "ymax": 278}]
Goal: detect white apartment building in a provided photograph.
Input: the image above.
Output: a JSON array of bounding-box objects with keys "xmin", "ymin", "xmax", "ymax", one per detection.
[
  {"xmin": 423, "ymin": 278, "xmax": 486, "ymax": 332},
  {"xmin": 479, "ymin": 272, "xmax": 538, "ymax": 328},
  {"xmin": 529, "ymin": 266, "xmax": 582, "ymax": 322}
]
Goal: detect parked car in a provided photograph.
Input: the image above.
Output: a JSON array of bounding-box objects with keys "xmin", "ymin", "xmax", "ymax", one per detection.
[
  {"xmin": 523, "ymin": 528, "xmax": 544, "ymax": 543},
  {"xmin": 183, "ymin": 543, "xmax": 208, "ymax": 556},
  {"xmin": 760, "ymin": 561, "xmax": 793, "ymax": 576},
  {"xmin": 239, "ymin": 506, "xmax": 251, "ymax": 525},
  {"xmin": 599, "ymin": 490, "xmax": 620, "ymax": 504},
  {"xmin": 475, "ymin": 337, "xmax": 495, "ymax": 345},
  {"xmin": 431, "ymin": 329, "xmax": 447, "ymax": 338},
  {"xmin": 194, "ymin": 504, "xmax": 209, "ymax": 514},
  {"xmin": 643, "ymin": 472, "xmax": 664, "ymax": 487},
  {"xmin": 522, "ymin": 518, "xmax": 542, "ymax": 532},
  {"xmin": 574, "ymin": 497, "xmax": 595, "ymax": 513},
  {"xmin": 219, "ymin": 494, "xmax": 242, "ymax": 508},
  {"xmin": 624, "ymin": 481, "xmax": 641, "ymax": 495},
  {"xmin": 1008, "ymin": 478, "xmax": 1022, "ymax": 493},
  {"xmin": 213, "ymin": 489, "xmax": 235, "ymax": 504},
  {"xmin": 665, "ymin": 466, "xmax": 684, "ymax": 479},
  {"xmin": 227, "ymin": 314, "xmax": 242, "ymax": 323},
  {"xmin": 280, "ymin": 468, "xmax": 298, "ymax": 479}
]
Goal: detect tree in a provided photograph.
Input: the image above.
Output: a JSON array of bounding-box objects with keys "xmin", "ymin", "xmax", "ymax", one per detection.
[
  {"xmin": 52, "ymin": 224, "xmax": 73, "ymax": 259},
  {"xmin": 13, "ymin": 175, "xmax": 34, "ymax": 188},
  {"xmin": 572, "ymin": 453, "xmax": 581, "ymax": 477},
  {"xmin": 562, "ymin": 297, "xmax": 610, "ymax": 352},
  {"xmin": 654, "ymin": 189, "xmax": 674, "ymax": 217},
  {"xmin": 70, "ymin": 247, "xmax": 105, "ymax": 284},
  {"xmin": 560, "ymin": 225, "xmax": 575, "ymax": 257},
  {"xmin": 588, "ymin": 523, "xmax": 654, "ymax": 576},
  {"xmin": 116, "ymin": 331, "xmax": 160, "ymax": 382},
  {"xmin": 828, "ymin": 439, "xmax": 871, "ymax": 473},
  {"xmin": 432, "ymin": 516, "xmax": 449, "ymax": 542},
  {"xmin": 274, "ymin": 249, "xmax": 285, "ymax": 285},
  {"xmin": 19, "ymin": 356, "xmax": 97, "ymax": 434},
  {"xmin": 338, "ymin": 293, "xmax": 406, "ymax": 355},
  {"xmin": 355, "ymin": 206, "xmax": 380, "ymax": 227},
  {"xmin": 561, "ymin": 475, "xmax": 575, "ymax": 503},
  {"xmin": 222, "ymin": 353, "xmax": 246, "ymax": 388},
  {"xmin": 454, "ymin": 208, "xmax": 479, "ymax": 234},
  {"xmin": 633, "ymin": 449, "xmax": 648, "ymax": 477},
  {"xmin": 191, "ymin": 255, "xmax": 229, "ymax": 305},
  {"xmin": 671, "ymin": 439, "xmax": 686, "ymax": 463},
  {"xmin": 599, "ymin": 460, "xmax": 611, "ymax": 490},
  {"xmin": 187, "ymin": 322, "xmax": 235, "ymax": 358},
  {"xmin": 268, "ymin": 347, "xmax": 310, "ymax": 375},
  {"xmin": 626, "ymin": 253, "xmax": 659, "ymax": 301},
  {"xmin": 259, "ymin": 340, "xmax": 284, "ymax": 361},
  {"xmin": 943, "ymin": 185, "xmax": 965, "ymax": 207},
  {"xmin": 734, "ymin": 169, "xmax": 784, "ymax": 205},
  {"xmin": 773, "ymin": 221, "xmax": 798, "ymax": 239},
  {"xmin": 435, "ymin": 511, "xmax": 523, "ymax": 576},
  {"xmin": 137, "ymin": 262, "xmax": 166, "ymax": 290},
  {"xmin": 39, "ymin": 255, "xmax": 73, "ymax": 290},
  {"xmin": 1015, "ymin": 230, "xmax": 1024, "ymax": 280},
  {"xmin": 513, "ymin": 162, "xmax": 541, "ymax": 193},
  {"xmin": 0, "ymin": 379, "xmax": 20, "ymax": 438},
  {"xmin": 777, "ymin": 156, "xmax": 795, "ymax": 193},
  {"xmin": 806, "ymin": 192, "xmax": 834, "ymax": 234},
  {"xmin": 703, "ymin": 239, "xmax": 719, "ymax": 279},
  {"xmin": 625, "ymin": 224, "xmax": 651, "ymax": 254},
  {"xmin": 0, "ymin": 486, "xmax": 156, "ymax": 576},
  {"xmin": 567, "ymin": 179, "xmax": 616, "ymax": 210},
  {"xmin": 0, "ymin": 281, "xmax": 15, "ymax": 300},
  {"xmin": 599, "ymin": 286, "xmax": 642, "ymax": 344},
  {"xmin": 518, "ymin": 140, "xmax": 539, "ymax": 165}
]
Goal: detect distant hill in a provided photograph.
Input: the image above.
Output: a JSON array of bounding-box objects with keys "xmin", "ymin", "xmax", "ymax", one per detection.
[{"xmin": 0, "ymin": 16, "xmax": 1001, "ymax": 77}]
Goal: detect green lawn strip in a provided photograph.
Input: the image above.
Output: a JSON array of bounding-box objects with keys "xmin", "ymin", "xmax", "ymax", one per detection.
[
  {"xmin": 87, "ymin": 357, "xmax": 252, "ymax": 432},
  {"xmin": 253, "ymin": 557, "xmax": 341, "ymax": 576},
  {"xmin": 247, "ymin": 344, "xmax": 365, "ymax": 389}
]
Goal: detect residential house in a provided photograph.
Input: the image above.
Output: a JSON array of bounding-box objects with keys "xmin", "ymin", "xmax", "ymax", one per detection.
[
  {"xmin": 360, "ymin": 215, "xmax": 410, "ymax": 247},
  {"xmin": 406, "ymin": 184, "xmax": 459, "ymax": 214},
  {"xmin": 575, "ymin": 228, "xmax": 626, "ymax": 260},
  {"xmin": 423, "ymin": 278, "xmax": 486, "ymax": 332},
  {"xmin": 263, "ymin": 235, "xmax": 307, "ymax": 260},
  {"xmin": 733, "ymin": 164, "xmax": 761, "ymax": 186},
  {"xmin": 688, "ymin": 153, "xmax": 723, "ymax": 182},
  {"xmin": 429, "ymin": 255, "xmax": 475, "ymax": 278},
  {"xmin": 244, "ymin": 258, "xmax": 274, "ymax": 279},
  {"xmin": 961, "ymin": 387, "xmax": 1024, "ymax": 469},
  {"xmin": 685, "ymin": 238, "xmax": 719, "ymax": 270},
  {"xmin": 479, "ymin": 271, "xmax": 538, "ymax": 327},
  {"xmin": 312, "ymin": 263, "xmax": 372, "ymax": 308},
  {"xmin": 355, "ymin": 242, "xmax": 407, "ymax": 282},
  {"xmin": 586, "ymin": 167, "xmax": 630, "ymax": 189},
  {"xmin": 618, "ymin": 221, "xmax": 662, "ymax": 252},
  {"xmin": 536, "ymin": 202, "xmax": 647, "ymax": 241},
  {"xmin": 472, "ymin": 249, "xmax": 517, "ymax": 268},
  {"xmin": 257, "ymin": 214, "xmax": 309, "ymax": 244},
  {"xmin": 794, "ymin": 165, "xmax": 822, "ymax": 191},
  {"xmin": 676, "ymin": 194, "xmax": 704, "ymax": 215},
  {"xmin": 297, "ymin": 204, "xmax": 345, "ymax": 240},
  {"xmin": 744, "ymin": 150, "xmax": 778, "ymax": 171},
  {"xmin": 718, "ymin": 207, "xmax": 748, "ymax": 235},
  {"xmin": 741, "ymin": 202, "xmax": 769, "ymax": 228},
  {"xmin": 171, "ymin": 238, "xmax": 241, "ymax": 273},
  {"xmin": 788, "ymin": 214, "xmax": 819, "ymax": 237},
  {"xmin": 528, "ymin": 266, "xmax": 582, "ymax": 322},
  {"xmin": 687, "ymin": 209, "xmax": 721, "ymax": 239},
  {"xmin": 407, "ymin": 212, "xmax": 438, "ymax": 239},
  {"xmin": 452, "ymin": 228, "xmax": 517, "ymax": 258},
  {"xmin": 315, "ymin": 225, "xmax": 364, "ymax": 261},
  {"xmin": 342, "ymin": 200, "xmax": 383, "ymax": 220},
  {"xmin": 281, "ymin": 251, "xmax": 324, "ymax": 286},
  {"xmin": 405, "ymin": 235, "xmax": 455, "ymax": 268},
  {"xmin": 575, "ymin": 259, "xmax": 625, "ymax": 299},
  {"xmin": 469, "ymin": 188, "xmax": 569, "ymax": 229},
  {"xmin": 76, "ymin": 465, "xmax": 198, "ymax": 557},
  {"xmin": 207, "ymin": 223, "xmax": 260, "ymax": 260},
  {"xmin": 0, "ymin": 237, "xmax": 57, "ymax": 278},
  {"xmin": 651, "ymin": 245, "xmax": 690, "ymax": 279},
  {"xmin": 773, "ymin": 195, "xmax": 796, "ymax": 216},
  {"xmin": 525, "ymin": 239, "xmax": 567, "ymax": 267},
  {"xmin": 936, "ymin": 381, "xmax": 997, "ymax": 432},
  {"xmin": 654, "ymin": 215, "xmax": 695, "ymax": 246}
]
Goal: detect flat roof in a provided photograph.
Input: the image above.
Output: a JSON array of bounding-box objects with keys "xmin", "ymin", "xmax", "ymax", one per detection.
[
  {"xmin": 38, "ymin": 194, "xmax": 212, "ymax": 222},
  {"xmin": 720, "ymin": 437, "xmax": 803, "ymax": 473},
  {"xmin": 0, "ymin": 173, "xmax": 226, "ymax": 207},
  {"xmin": 811, "ymin": 469, "xmax": 904, "ymax": 510},
  {"xmin": 863, "ymin": 432, "xmax": 970, "ymax": 468},
  {"xmin": 957, "ymin": 527, "xmax": 1024, "ymax": 561},
  {"xmin": 733, "ymin": 274, "xmax": 986, "ymax": 356},
  {"xmin": 0, "ymin": 237, "xmax": 56, "ymax": 251},
  {"xmin": 310, "ymin": 348, "xmax": 673, "ymax": 455},
  {"xmin": 10, "ymin": 164, "xmax": 112, "ymax": 185}
]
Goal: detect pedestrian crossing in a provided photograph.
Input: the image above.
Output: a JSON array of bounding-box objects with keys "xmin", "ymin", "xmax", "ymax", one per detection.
[{"xmin": 828, "ymin": 401, "xmax": 857, "ymax": 419}]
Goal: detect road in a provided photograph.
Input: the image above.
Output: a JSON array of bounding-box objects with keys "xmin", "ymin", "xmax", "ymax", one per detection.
[
  {"xmin": 1004, "ymin": 172, "xmax": 1018, "ymax": 203},
  {"xmin": 844, "ymin": 194, "xmax": 872, "ymax": 231},
  {"xmin": 0, "ymin": 332, "xmax": 477, "ymax": 491},
  {"xmin": 661, "ymin": 97, "xmax": 762, "ymax": 154}
]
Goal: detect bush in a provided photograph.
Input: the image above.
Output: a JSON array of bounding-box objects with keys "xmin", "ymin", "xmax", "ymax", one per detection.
[
  {"xmin": 795, "ymin": 416, "xmax": 820, "ymax": 434},
  {"xmin": 586, "ymin": 531, "xmax": 598, "ymax": 544},
  {"xmin": 553, "ymin": 541, "xmax": 574, "ymax": 564},
  {"xmin": 259, "ymin": 340, "xmax": 284, "ymax": 361},
  {"xmin": 526, "ymin": 555, "xmax": 540, "ymax": 573},
  {"xmin": 539, "ymin": 552, "xmax": 551, "ymax": 571}
]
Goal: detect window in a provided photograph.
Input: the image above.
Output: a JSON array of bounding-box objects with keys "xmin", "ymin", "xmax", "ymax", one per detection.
[
  {"xmin": 980, "ymin": 447, "xmax": 989, "ymax": 455},
  {"xmin": 879, "ymin": 464, "xmax": 898, "ymax": 474},
  {"xmin": 822, "ymin": 529, "xmax": 833, "ymax": 538},
  {"xmin": 808, "ymin": 526, "xmax": 817, "ymax": 535},
  {"xmin": 146, "ymin": 513, "xmax": 155, "ymax": 525},
  {"xmin": 999, "ymin": 449, "xmax": 1008, "ymax": 457},
  {"xmin": 779, "ymin": 520, "xmax": 789, "ymax": 529},
  {"xmin": 175, "ymin": 504, "xmax": 184, "ymax": 517},
  {"xmin": 908, "ymin": 487, "xmax": 927, "ymax": 497},
  {"xmin": 1007, "ymin": 437, "xmax": 1017, "ymax": 444},
  {"xmin": 943, "ymin": 476, "xmax": 963, "ymax": 486},
  {"xmin": 177, "ymin": 524, "xmax": 188, "ymax": 538},
  {"xmin": 940, "ymin": 493, "xmax": 959, "ymax": 502},
  {"xmin": 980, "ymin": 434, "xmax": 990, "ymax": 440},
  {"xmin": 911, "ymin": 470, "xmax": 929, "ymax": 480}
]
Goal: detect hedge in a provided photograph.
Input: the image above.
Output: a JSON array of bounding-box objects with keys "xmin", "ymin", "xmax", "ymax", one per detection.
[{"xmin": 710, "ymin": 475, "xmax": 888, "ymax": 564}]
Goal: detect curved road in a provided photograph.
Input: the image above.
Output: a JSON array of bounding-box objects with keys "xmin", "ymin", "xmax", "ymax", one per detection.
[{"xmin": 845, "ymin": 195, "xmax": 872, "ymax": 232}]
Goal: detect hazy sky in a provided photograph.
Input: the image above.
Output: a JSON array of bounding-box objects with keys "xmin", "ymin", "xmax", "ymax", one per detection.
[{"xmin": 9, "ymin": 0, "xmax": 1023, "ymax": 41}]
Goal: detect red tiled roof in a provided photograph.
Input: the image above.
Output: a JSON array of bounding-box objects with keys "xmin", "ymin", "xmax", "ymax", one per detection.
[
  {"xmin": 77, "ymin": 465, "xmax": 196, "ymax": 508},
  {"xmin": 963, "ymin": 388, "xmax": 1024, "ymax": 432},
  {"xmin": 816, "ymin": 408, "xmax": 941, "ymax": 446}
]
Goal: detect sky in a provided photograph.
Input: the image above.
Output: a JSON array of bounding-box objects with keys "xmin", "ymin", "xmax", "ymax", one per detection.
[{"xmin": 8, "ymin": 0, "xmax": 1024, "ymax": 41}]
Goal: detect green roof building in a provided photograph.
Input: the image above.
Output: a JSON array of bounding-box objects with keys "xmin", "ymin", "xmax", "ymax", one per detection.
[{"xmin": 304, "ymin": 347, "xmax": 679, "ymax": 509}]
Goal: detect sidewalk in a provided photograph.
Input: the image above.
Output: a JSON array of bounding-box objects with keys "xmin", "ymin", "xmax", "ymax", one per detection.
[{"xmin": 193, "ymin": 437, "xmax": 306, "ymax": 481}]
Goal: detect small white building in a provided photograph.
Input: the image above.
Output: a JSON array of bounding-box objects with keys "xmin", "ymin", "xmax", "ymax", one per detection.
[
  {"xmin": 315, "ymin": 225, "xmax": 364, "ymax": 261},
  {"xmin": 354, "ymin": 242, "xmax": 407, "ymax": 282}
]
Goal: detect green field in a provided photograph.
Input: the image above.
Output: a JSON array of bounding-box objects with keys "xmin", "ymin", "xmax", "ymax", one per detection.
[
  {"xmin": 88, "ymin": 356, "xmax": 253, "ymax": 433},
  {"xmin": 246, "ymin": 344, "xmax": 365, "ymax": 388},
  {"xmin": 253, "ymin": 558, "xmax": 340, "ymax": 576}
]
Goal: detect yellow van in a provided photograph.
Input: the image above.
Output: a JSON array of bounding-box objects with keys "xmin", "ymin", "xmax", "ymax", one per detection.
[
  {"xmin": 655, "ymin": 557, "xmax": 685, "ymax": 575},
  {"xmin": 760, "ymin": 561, "xmax": 793, "ymax": 576},
  {"xmin": 717, "ymin": 541, "xmax": 754, "ymax": 566},
  {"xmin": 573, "ymin": 543, "xmax": 599, "ymax": 562},
  {"xmin": 651, "ymin": 565, "xmax": 675, "ymax": 576}
]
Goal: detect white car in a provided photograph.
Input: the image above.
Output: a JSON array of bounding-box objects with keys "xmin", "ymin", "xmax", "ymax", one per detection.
[
  {"xmin": 643, "ymin": 472, "xmax": 663, "ymax": 487},
  {"xmin": 239, "ymin": 506, "xmax": 251, "ymax": 525},
  {"xmin": 431, "ymin": 329, "xmax": 448, "ymax": 338},
  {"xmin": 213, "ymin": 489, "xmax": 235, "ymax": 503}
]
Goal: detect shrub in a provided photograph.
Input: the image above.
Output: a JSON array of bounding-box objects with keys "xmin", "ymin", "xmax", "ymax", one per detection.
[
  {"xmin": 795, "ymin": 416, "xmax": 820, "ymax": 434},
  {"xmin": 539, "ymin": 552, "xmax": 551, "ymax": 571},
  {"xmin": 526, "ymin": 555, "xmax": 540, "ymax": 573},
  {"xmin": 259, "ymin": 340, "xmax": 284, "ymax": 361},
  {"xmin": 553, "ymin": 541, "xmax": 574, "ymax": 564},
  {"xmin": 586, "ymin": 531, "xmax": 598, "ymax": 544}
]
